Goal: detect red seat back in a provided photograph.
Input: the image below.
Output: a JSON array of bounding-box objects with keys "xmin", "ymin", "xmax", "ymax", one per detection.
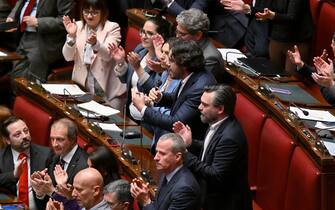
[
  {"xmin": 309, "ymin": 0, "xmax": 322, "ymax": 24},
  {"xmin": 284, "ymin": 147, "xmax": 320, "ymax": 210},
  {"xmin": 313, "ymin": 1, "xmax": 335, "ymax": 60},
  {"xmin": 255, "ymin": 118, "xmax": 295, "ymax": 210},
  {"xmin": 77, "ymin": 135, "xmax": 95, "ymax": 153},
  {"xmin": 124, "ymin": 26, "xmax": 141, "ymax": 55},
  {"xmin": 235, "ymin": 93, "xmax": 266, "ymax": 188},
  {"xmin": 13, "ymin": 96, "xmax": 53, "ymax": 146}
]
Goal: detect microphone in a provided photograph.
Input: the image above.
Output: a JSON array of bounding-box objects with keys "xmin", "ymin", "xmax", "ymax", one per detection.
[
  {"xmin": 28, "ymin": 71, "xmax": 45, "ymax": 85},
  {"xmin": 289, "ymin": 102, "xmax": 309, "ymax": 116},
  {"xmin": 155, "ymin": 79, "xmax": 162, "ymax": 90}
]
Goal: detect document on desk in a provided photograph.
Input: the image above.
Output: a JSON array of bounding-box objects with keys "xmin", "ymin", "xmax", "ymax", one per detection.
[
  {"xmin": 218, "ymin": 48, "xmax": 246, "ymax": 63},
  {"xmin": 322, "ymin": 140, "xmax": 335, "ymax": 156},
  {"xmin": 0, "ymin": 51, "xmax": 7, "ymax": 56},
  {"xmin": 42, "ymin": 84, "xmax": 86, "ymax": 96},
  {"xmin": 98, "ymin": 123, "xmax": 122, "ymax": 132},
  {"xmin": 77, "ymin": 100, "xmax": 120, "ymax": 116},
  {"xmin": 289, "ymin": 106, "xmax": 335, "ymax": 122},
  {"xmin": 315, "ymin": 121, "xmax": 335, "ymax": 131}
]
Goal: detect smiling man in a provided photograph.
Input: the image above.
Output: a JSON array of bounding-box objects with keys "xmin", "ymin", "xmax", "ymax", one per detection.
[
  {"xmin": 130, "ymin": 133, "xmax": 200, "ymax": 210},
  {"xmin": 0, "ymin": 116, "xmax": 53, "ymax": 210}
]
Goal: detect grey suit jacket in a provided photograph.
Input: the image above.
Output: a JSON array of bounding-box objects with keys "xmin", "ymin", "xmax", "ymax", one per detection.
[
  {"xmin": 0, "ymin": 144, "xmax": 53, "ymax": 209},
  {"xmin": 144, "ymin": 166, "xmax": 201, "ymax": 210},
  {"xmin": 49, "ymin": 146, "xmax": 88, "ymax": 185},
  {"xmin": 9, "ymin": 0, "xmax": 74, "ymax": 64}
]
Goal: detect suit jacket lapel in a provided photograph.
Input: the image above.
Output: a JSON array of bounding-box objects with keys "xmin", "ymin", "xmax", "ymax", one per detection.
[
  {"xmin": 66, "ymin": 147, "xmax": 80, "ymax": 181},
  {"xmin": 37, "ymin": 0, "xmax": 46, "ymax": 15}
]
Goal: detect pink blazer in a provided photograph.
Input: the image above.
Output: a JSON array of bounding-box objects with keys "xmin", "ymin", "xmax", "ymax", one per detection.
[{"xmin": 62, "ymin": 21, "xmax": 126, "ymax": 110}]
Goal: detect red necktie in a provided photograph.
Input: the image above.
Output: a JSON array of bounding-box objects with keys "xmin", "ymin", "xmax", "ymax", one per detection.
[
  {"xmin": 18, "ymin": 152, "xmax": 29, "ymax": 207},
  {"xmin": 20, "ymin": 0, "xmax": 36, "ymax": 32}
]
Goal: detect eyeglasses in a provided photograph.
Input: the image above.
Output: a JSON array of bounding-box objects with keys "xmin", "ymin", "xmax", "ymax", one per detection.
[
  {"xmin": 139, "ymin": 28, "xmax": 156, "ymax": 38},
  {"xmin": 176, "ymin": 29, "xmax": 190, "ymax": 37},
  {"xmin": 83, "ymin": 9, "xmax": 100, "ymax": 17}
]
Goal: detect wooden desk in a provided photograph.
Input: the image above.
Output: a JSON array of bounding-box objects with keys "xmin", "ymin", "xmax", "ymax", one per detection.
[
  {"xmin": 14, "ymin": 78, "xmax": 159, "ymax": 195},
  {"xmin": 0, "ymin": 48, "xmax": 24, "ymax": 62}
]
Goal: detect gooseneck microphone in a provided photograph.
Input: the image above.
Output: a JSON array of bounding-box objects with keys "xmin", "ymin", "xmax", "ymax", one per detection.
[{"xmin": 289, "ymin": 102, "xmax": 309, "ymax": 116}]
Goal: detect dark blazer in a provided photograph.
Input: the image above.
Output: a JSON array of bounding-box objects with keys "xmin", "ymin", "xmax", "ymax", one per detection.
[
  {"xmin": 143, "ymin": 70, "xmax": 216, "ymax": 141},
  {"xmin": 167, "ymin": 0, "xmax": 207, "ymax": 16},
  {"xmin": 9, "ymin": 0, "xmax": 74, "ymax": 64},
  {"xmin": 49, "ymin": 146, "xmax": 88, "ymax": 185},
  {"xmin": 0, "ymin": 144, "xmax": 53, "ymax": 209},
  {"xmin": 144, "ymin": 166, "xmax": 201, "ymax": 210},
  {"xmin": 185, "ymin": 116, "xmax": 252, "ymax": 210}
]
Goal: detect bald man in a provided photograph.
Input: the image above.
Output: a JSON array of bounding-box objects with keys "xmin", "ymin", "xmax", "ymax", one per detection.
[{"xmin": 72, "ymin": 168, "xmax": 110, "ymax": 210}]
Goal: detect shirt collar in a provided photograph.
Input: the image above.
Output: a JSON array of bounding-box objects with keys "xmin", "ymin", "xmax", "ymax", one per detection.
[
  {"xmin": 165, "ymin": 165, "xmax": 183, "ymax": 183},
  {"xmin": 181, "ymin": 72, "xmax": 193, "ymax": 86},
  {"xmin": 61, "ymin": 144, "xmax": 78, "ymax": 164},
  {"xmin": 11, "ymin": 147, "xmax": 30, "ymax": 160},
  {"xmin": 209, "ymin": 116, "xmax": 229, "ymax": 130}
]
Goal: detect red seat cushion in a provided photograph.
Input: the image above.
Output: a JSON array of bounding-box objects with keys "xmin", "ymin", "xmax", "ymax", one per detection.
[
  {"xmin": 77, "ymin": 135, "xmax": 94, "ymax": 153},
  {"xmin": 13, "ymin": 96, "xmax": 53, "ymax": 146},
  {"xmin": 124, "ymin": 26, "xmax": 141, "ymax": 55},
  {"xmin": 235, "ymin": 93, "xmax": 266, "ymax": 188},
  {"xmin": 313, "ymin": 2, "xmax": 335, "ymax": 60},
  {"xmin": 254, "ymin": 118, "xmax": 295, "ymax": 210},
  {"xmin": 284, "ymin": 147, "xmax": 320, "ymax": 210}
]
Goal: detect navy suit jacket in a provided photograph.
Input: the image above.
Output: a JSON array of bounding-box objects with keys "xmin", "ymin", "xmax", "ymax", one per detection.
[
  {"xmin": 49, "ymin": 146, "xmax": 88, "ymax": 185},
  {"xmin": 0, "ymin": 144, "xmax": 53, "ymax": 209},
  {"xmin": 185, "ymin": 116, "xmax": 252, "ymax": 210},
  {"xmin": 144, "ymin": 166, "xmax": 201, "ymax": 210},
  {"xmin": 143, "ymin": 70, "xmax": 216, "ymax": 141}
]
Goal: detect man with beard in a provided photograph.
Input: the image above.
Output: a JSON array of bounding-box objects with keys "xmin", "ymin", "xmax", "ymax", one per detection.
[
  {"xmin": 0, "ymin": 116, "xmax": 53, "ymax": 210},
  {"xmin": 173, "ymin": 85, "xmax": 252, "ymax": 210},
  {"xmin": 132, "ymin": 39, "xmax": 216, "ymax": 153}
]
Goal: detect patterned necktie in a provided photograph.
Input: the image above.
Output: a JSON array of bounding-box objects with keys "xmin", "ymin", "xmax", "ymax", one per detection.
[
  {"xmin": 20, "ymin": 0, "xmax": 37, "ymax": 32},
  {"xmin": 18, "ymin": 152, "xmax": 29, "ymax": 207},
  {"xmin": 59, "ymin": 157, "xmax": 66, "ymax": 169}
]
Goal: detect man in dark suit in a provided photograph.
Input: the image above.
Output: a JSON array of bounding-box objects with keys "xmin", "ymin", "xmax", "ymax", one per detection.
[
  {"xmin": 30, "ymin": 118, "xmax": 88, "ymax": 199},
  {"xmin": 132, "ymin": 39, "xmax": 216, "ymax": 153},
  {"xmin": 175, "ymin": 8, "xmax": 226, "ymax": 83},
  {"xmin": 130, "ymin": 133, "xmax": 201, "ymax": 210},
  {"xmin": 0, "ymin": 116, "xmax": 53, "ymax": 210},
  {"xmin": 173, "ymin": 85, "xmax": 252, "ymax": 210},
  {"xmin": 6, "ymin": 0, "xmax": 74, "ymax": 81}
]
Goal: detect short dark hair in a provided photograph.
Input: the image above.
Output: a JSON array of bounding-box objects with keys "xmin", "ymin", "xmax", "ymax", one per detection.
[
  {"xmin": 204, "ymin": 85, "xmax": 236, "ymax": 116},
  {"xmin": 104, "ymin": 179, "xmax": 133, "ymax": 208},
  {"xmin": 80, "ymin": 0, "xmax": 109, "ymax": 28},
  {"xmin": 170, "ymin": 39, "xmax": 204, "ymax": 72},
  {"xmin": 52, "ymin": 118, "xmax": 77, "ymax": 142},
  {"xmin": 146, "ymin": 16, "xmax": 173, "ymax": 40},
  {"xmin": 1, "ymin": 116, "xmax": 22, "ymax": 138},
  {"xmin": 89, "ymin": 146, "xmax": 119, "ymax": 184}
]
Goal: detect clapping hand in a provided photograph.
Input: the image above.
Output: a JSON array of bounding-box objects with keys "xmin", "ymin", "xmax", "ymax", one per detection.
[
  {"xmin": 87, "ymin": 30, "xmax": 97, "ymax": 45},
  {"xmin": 46, "ymin": 199, "xmax": 64, "ymax": 210},
  {"xmin": 287, "ymin": 45, "xmax": 304, "ymax": 68},
  {"xmin": 63, "ymin": 16, "xmax": 77, "ymax": 38},
  {"xmin": 172, "ymin": 121, "xmax": 192, "ymax": 146},
  {"xmin": 54, "ymin": 165, "xmax": 68, "ymax": 186},
  {"xmin": 130, "ymin": 177, "xmax": 151, "ymax": 206},
  {"xmin": 108, "ymin": 43, "xmax": 125, "ymax": 63},
  {"xmin": 311, "ymin": 57, "xmax": 335, "ymax": 88}
]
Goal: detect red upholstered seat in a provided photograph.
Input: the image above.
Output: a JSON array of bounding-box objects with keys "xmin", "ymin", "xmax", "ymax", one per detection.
[
  {"xmin": 313, "ymin": 1, "xmax": 335, "ymax": 59},
  {"xmin": 235, "ymin": 93, "xmax": 266, "ymax": 188},
  {"xmin": 13, "ymin": 96, "xmax": 53, "ymax": 146},
  {"xmin": 283, "ymin": 147, "xmax": 320, "ymax": 210},
  {"xmin": 124, "ymin": 26, "xmax": 141, "ymax": 55},
  {"xmin": 77, "ymin": 135, "xmax": 94, "ymax": 153},
  {"xmin": 254, "ymin": 118, "xmax": 295, "ymax": 210}
]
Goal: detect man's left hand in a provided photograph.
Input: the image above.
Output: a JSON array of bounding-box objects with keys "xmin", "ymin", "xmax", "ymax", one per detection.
[{"xmin": 22, "ymin": 16, "xmax": 38, "ymax": 27}]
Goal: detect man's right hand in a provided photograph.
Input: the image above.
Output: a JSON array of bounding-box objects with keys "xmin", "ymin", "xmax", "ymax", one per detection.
[
  {"xmin": 13, "ymin": 157, "xmax": 26, "ymax": 178},
  {"xmin": 5, "ymin": 17, "xmax": 17, "ymax": 32},
  {"xmin": 130, "ymin": 178, "xmax": 151, "ymax": 206},
  {"xmin": 173, "ymin": 121, "xmax": 192, "ymax": 146}
]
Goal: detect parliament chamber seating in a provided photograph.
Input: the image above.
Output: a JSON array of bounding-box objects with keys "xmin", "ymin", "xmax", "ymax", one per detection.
[
  {"xmin": 309, "ymin": 0, "xmax": 322, "ymax": 24},
  {"xmin": 283, "ymin": 147, "xmax": 321, "ymax": 210},
  {"xmin": 124, "ymin": 26, "xmax": 141, "ymax": 55},
  {"xmin": 311, "ymin": 1, "xmax": 335, "ymax": 59},
  {"xmin": 77, "ymin": 135, "xmax": 95, "ymax": 153},
  {"xmin": 13, "ymin": 96, "xmax": 53, "ymax": 147},
  {"xmin": 235, "ymin": 93, "xmax": 266, "ymax": 188},
  {"xmin": 253, "ymin": 118, "xmax": 295, "ymax": 210}
]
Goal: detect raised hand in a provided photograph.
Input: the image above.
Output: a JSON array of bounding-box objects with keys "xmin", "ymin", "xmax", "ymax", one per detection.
[
  {"xmin": 46, "ymin": 198, "xmax": 64, "ymax": 210},
  {"xmin": 131, "ymin": 88, "xmax": 146, "ymax": 111},
  {"xmin": 220, "ymin": 0, "xmax": 245, "ymax": 12},
  {"xmin": 63, "ymin": 16, "xmax": 77, "ymax": 38},
  {"xmin": 127, "ymin": 52, "xmax": 141, "ymax": 70},
  {"xmin": 148, "ymin": 87, "xmax": 162, "ymax": 103},
  {"xmin": 146, "ymin": 57, "xmax": 164, "ymax": 73},
  {"xmin": 320, "ymin": 49, "xmax": 329, "ymax": 61},
  {"xmin": 108, "ymin": 43, "xmax": 125, "ymax": 63},
  {"xmin": 130, "ymin": 178, "xmax": 151, "ymax": 206},
  {"xmin": 13, "ymin": 156, "xmax": 26, "ymax": 178},
  {"xmin": 287, "ymin": 45, "xmax": 304, "ymax": 68},
  {"xmin": 152, "ymin": 34, "xmax": 164, "ymax": 59},
  {"xmin": 87, "ymin": 30, "xmax": 97, "ymax": 45},
  {"xmin": 56, "ymin": 183, "xmax": 73, "ymax": 200},
  {"xmin": 54, "ymin": 165, "xmax": 68, "ymax": 185},
  {"xmin": 256, "ymin": 8, "xmax": 275, "ymax": 20},
  {"xmin": 312, "ymin": 58, "xmax": 334, "ymax": 88},
  {"xmin": 172, "ymin": 121, "xmax": 192, "ymax": 146}
]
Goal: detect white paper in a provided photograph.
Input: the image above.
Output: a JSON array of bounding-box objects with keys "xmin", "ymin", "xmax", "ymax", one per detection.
[
  {"xmin": 42, "ymin": 84, "xmax": 86, "ymax": 96},
  {"xmin": 0, "ymin": 51, "xmax": 7, "ymax": 56},
  {"xmin": 289, "ymin": 106, "xmax": 335, "ymax": 122},
  {"xmin": 315, "ymin": 121, "xmax": 335, "ymax": 131},
  {"xmin": 322, "ymin": 141, "xmax": 335, "ymax": 156},
  {"xmin": 77, "ymin": 100, "xmax": 120, "ymax": 116},
  {"xmin": 79, "ymin": 110, "xmax": 101, "ymax": 118},
  {"xmin": 98, "ymin": 123, "xmax": 122, "ymax": 132},
  {"xmin": 218, "ymin": 48, "xmax": 246, "ymax": 64}
]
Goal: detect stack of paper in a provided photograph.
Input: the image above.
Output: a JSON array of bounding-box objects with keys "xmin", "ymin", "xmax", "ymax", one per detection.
[
  {"xmin": 42, "ymin": 84, "xmax": 86, "ymax": 96},
  {"xmin": 77, "ymin": 100, "xmax": 120, "ymax": 116},
  {"xmin": 98, "ymin": 123, "xmax": 122, "ymax": 132},
  {"xmin": 289, "ymin": 106, "xmax": 335, "ymax": 122},
  {"xmin": 218, "ymin": 48, "xmax": 246, "ymax": 64}
]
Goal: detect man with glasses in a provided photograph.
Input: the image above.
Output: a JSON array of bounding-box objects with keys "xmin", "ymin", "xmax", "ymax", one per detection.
[
  {"xmin": 6, "ymin": 0, "xmax": 74, "ymax": 82},
  {"xmin": 175, "ymin": 9, "xmax": 225, "ymax": 83},
  {"xmin": 104, "ymin": 179, "xmax": 133, "ymax": 210}
]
